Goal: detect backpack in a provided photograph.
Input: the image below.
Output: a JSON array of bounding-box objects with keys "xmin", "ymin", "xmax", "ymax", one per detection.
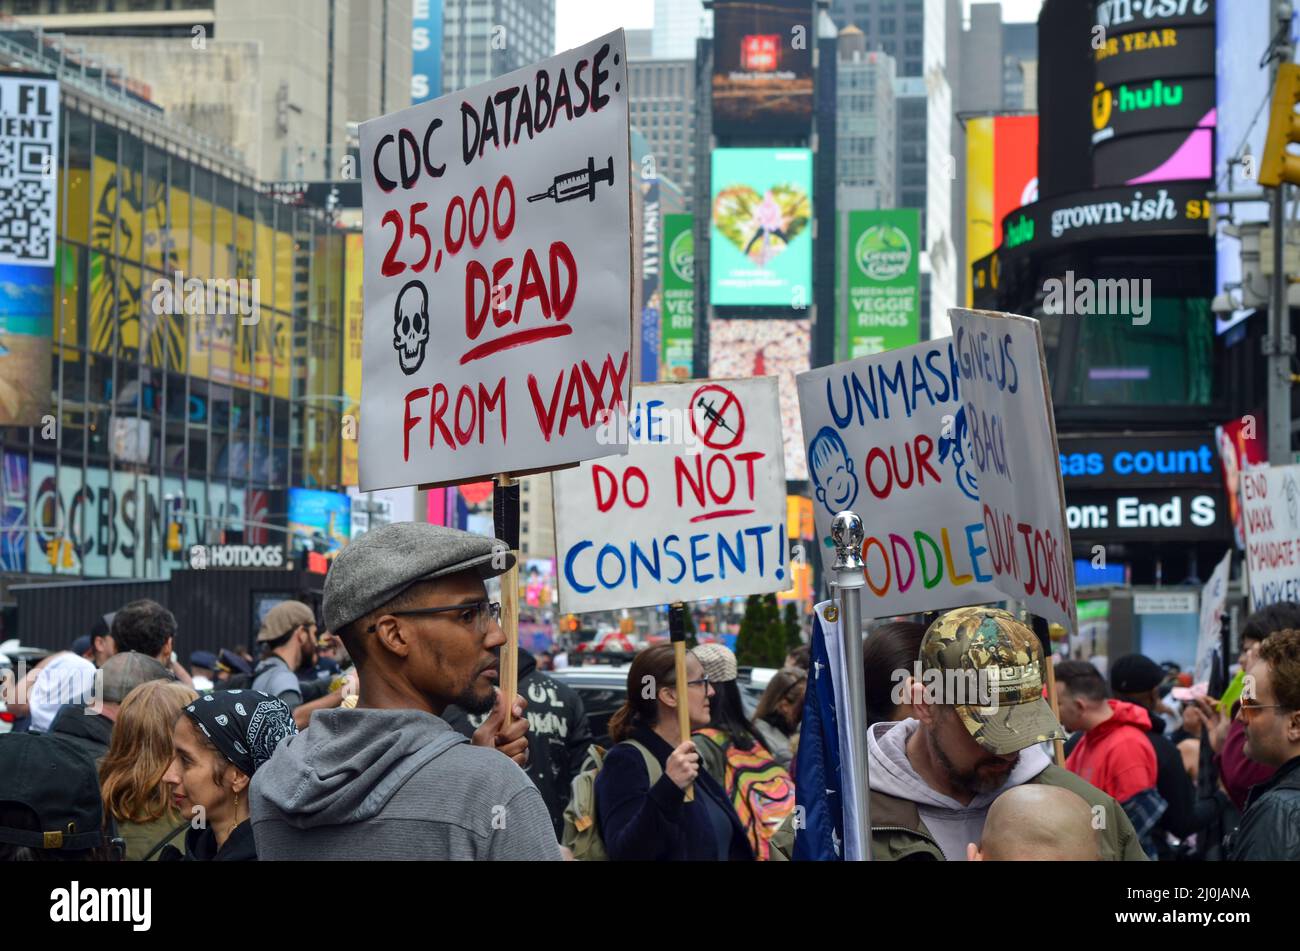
[
  {"xmin": 695, "ymin": 728, "xmax": 796, "ymax": 861},
  {"xmin": 561, "ymin": 740, "xmax": 660, "ymax": 861}
]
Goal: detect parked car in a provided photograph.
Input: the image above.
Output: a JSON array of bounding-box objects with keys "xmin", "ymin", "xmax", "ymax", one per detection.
[
  {"xmin": 549, "ymin": 664, "xmax": 631, "ymax": 748},
  {"xmin": 0, "ymin": 640, "xmax": 53, "ymax": 734}
]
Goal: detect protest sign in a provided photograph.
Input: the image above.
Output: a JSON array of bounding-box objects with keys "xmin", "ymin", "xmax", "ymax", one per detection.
[
  {"xmin": 1239, "ymin": 463, "xmax": 1300, "ymax": 610},
  {"xmin": 796, "ymin": 339, "xmax": 1002, "ymax": 617},
  {"xmin": 1194, "ymin": 549, "xmax": 1232, "ymax": 683},
  {"xmin": 553, "ymin": 378, "xmax": 788, "ymax": 613},
  {"xmin": 358, "ymin": 31, "xmax": 632, "ymax": 491},
  {"xmin": 948, "ymin": 309, "xmax": 1076, "ymax": 631}
]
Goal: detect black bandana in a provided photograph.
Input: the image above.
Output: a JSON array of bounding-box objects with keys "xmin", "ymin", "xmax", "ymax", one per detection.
[{"xmin": 183, "ymin": 690, "xmax": 297, "ymax": 777}]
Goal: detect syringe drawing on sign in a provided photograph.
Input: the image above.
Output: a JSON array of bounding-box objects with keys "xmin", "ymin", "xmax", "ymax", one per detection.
[
  {"xmin": 528, "ymin": 155, "xmax": 615, "ymax": 203},
  {"xmin": 696, "ymin": 397, "xmax": 737, "ymax": 438}
]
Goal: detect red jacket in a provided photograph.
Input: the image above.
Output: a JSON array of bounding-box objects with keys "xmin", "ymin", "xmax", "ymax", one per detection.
[{"xmin": 1066, "ymin": 700, "xmax": 1159, "ymax": 803}]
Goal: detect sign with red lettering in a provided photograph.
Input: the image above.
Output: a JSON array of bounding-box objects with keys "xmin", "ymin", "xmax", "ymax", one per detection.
[
  {"xmin": 553, "ymin": 379, "xmax": 788, "ymax": 612},
  {"xmin": 796, "ymin": 339, "xmax": 1003, "ymax": 617},
  {"xmin": 1239, "ymin": 464, "xmax": 1300, "ymax": 611},
  {"xmin": 358, "ymin": 30, "xmax": 632, "ymax": 490},
  {"xmin": 949, "ymin": 309, "xmax": 1077, "ymax": 631}
]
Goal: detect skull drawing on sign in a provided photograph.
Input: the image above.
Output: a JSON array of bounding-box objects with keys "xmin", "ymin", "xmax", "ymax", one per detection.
[{"xmin": 393, "ymin": 280, "xmax": 430, "ymax": 375}]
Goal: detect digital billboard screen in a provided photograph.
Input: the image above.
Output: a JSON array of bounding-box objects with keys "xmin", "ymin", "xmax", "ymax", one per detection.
[
  {"xmin": 711, "ymin": 0, "xmax": 814, "ymax": 133},
  {"xmin": 710, "ymin": 148, "xmax": 812, "ymax": 307}
]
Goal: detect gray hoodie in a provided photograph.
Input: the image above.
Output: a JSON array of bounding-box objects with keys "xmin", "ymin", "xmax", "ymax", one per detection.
[
  {"xmin": 249, "ymin": 707, "xmax": 560, "ymax": 861},
  {"xmin": 867, "ymin": 718, "xmax": 1051, "ymax": 861}
]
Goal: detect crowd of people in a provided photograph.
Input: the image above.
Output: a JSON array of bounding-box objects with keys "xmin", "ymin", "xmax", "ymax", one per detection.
[{"xmin": 1, "ymin": 521, "xmax": 1297, "ymax": 862}]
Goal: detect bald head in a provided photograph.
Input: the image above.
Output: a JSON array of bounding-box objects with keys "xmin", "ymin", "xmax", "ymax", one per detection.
[{"xmin": 974, "ymin": 785, "xmax": 1101, "ymax": 861}]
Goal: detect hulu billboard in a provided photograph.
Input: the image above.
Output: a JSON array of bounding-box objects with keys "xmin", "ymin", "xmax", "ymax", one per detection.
[
  {"xmin": 843, "ymin": 209, "xmax": 920, "ymax": 357},
  {"xmin": 661, "ymin": 213, "xmax": 694, "ymax": 380}
]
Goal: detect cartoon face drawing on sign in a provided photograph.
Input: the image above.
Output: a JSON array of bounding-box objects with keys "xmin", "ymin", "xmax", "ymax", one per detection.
[
  {"xmin": 393, "ymin": 280, "xmax": 430, "ymax": 375},
  {"xmin": 808, "ymin": 426, "xmax": 859, "ymax": 517},
  {"xmin": 1285, "ymin": 473, "xmax": 1299, "ymax": 531},
  {"xmin": 938, "ymin": 406, "xmax": 979, "ymax": 503}
]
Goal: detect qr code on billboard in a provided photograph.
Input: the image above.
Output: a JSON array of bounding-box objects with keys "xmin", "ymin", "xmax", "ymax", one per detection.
[{"xmin": 0, "ymin": 144, "xmax": 55, "ymax": 264}]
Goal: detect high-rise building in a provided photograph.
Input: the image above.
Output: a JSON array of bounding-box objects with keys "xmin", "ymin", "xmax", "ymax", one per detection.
[
  {"xmin": 653, "ymin": 0, "xmax": 710, "ymax": 59},
  {"xmin": 625, "ymin": 28, "xmax": 654, "ymax": 58},
  {"xmin": 628, "ymin": 58, "xmax": 697, "ymax": 207},
  {"xmin": 837, "ymin": 27, "xmax": 896, "ymax": 207},
  {"xmin": 1002, "ymin": 21, "xmax": 1037, "ymax": 111},
  {"xmin": 830, "ymin": 0, "xmax": 959, "ymax": 338},
  {"xmin": 441, "ymin": 0, "xmax": 556, "ymax": 94},
  {"xmin": 2, "ymin": 0, "xmax": 412, "ymax": 182},
  {"xmin": 960, "ymin": 4, "xmax": 1036, "ymax": 113}
]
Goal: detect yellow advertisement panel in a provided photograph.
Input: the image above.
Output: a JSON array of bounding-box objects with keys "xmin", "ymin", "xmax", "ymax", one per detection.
[
  {"xmin": 966, "ymin": 117, "xmax": 994, "ymax": 307},
  {"xmin": 342, "ymin": 232, "xmax": 363, "ymax": 486}
]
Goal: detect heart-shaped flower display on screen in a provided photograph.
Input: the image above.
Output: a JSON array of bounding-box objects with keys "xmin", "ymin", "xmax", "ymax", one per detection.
[{"xmin": 712, "ymin": 183, "xmax": 810, "ymax": 268}]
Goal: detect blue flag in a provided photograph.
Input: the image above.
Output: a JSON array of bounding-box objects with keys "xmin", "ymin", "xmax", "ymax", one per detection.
[{"xmin": 792, "ymin": 604, "xmax": 844, "ymax": 860}]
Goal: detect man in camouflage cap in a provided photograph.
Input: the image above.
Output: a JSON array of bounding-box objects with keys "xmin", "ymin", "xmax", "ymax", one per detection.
[
  {"xmin": 862, "ymin": 605, "xmax": 1148, "ymax": 861},
  {"xmin": 920, "ymin": 605, "xmax": 1066, "ymax": 757}
]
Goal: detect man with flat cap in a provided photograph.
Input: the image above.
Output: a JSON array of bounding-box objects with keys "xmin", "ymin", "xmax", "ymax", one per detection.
[
  {"xmin": 250, "ymin": 523, "xmax": 560, "ymax": 860},
  {"xmin": 860, "ymin": 606, "xmax": 1147, "ymax": 860}
]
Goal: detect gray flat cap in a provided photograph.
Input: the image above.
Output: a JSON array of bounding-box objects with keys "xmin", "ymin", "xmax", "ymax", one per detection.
[
  {"xmin": 100, "ymin": 651, "xmax": 172, "ymax": 704},
  {"xmin": 323, "ymin": 522, "xmax": 516, "ymax": 635}
]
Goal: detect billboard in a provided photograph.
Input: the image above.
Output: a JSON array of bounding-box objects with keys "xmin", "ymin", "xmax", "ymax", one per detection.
[
  {"xmin": 411, "ymin": 0, "xmax": 443, "ymax": 103},
  {"xmin": 1090, "ymin": 2, "xmax": 1216, "ymax": 188},
  {"xmin": 27, "ymin": 462, "xmax": 259, "ymax": 579},
  {"xmin": 711, "ymin": 0, "xmax": 814, "ymax": 132},
  {"xmin": 710, "ymin": 148, "xmax": 812, "ymax": 307},
  {"xmin": 661, "ymin": 213, "xmax": 695, "ymax": 380},
  {"xmin": 845, "ymin": 209, "xmax": 921, "ymax": 356},
  {"xmin": 640, "ymin": 168, "xmax": 661, "ymax": 383},
  {"xmin": 966, "ymin": 115, "xmax": 1038, "ymax": 304},
  {"xmin": 708, "ymin": 317, "xmax": 809, "ymax": 479},
  {"xmin": 287, "ymin": 488, "xmax": 351, "ymax": 554},
  {"xmin": 0, "ymin": 76, "xmax": 58, "ymax": 426},
  {"xmin": 2, "ymin": 452, "xmax": 28, "ymax": 573}
]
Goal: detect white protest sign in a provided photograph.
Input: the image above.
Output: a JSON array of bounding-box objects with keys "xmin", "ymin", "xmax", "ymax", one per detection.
[
  {"xmin": 1195, "ymin": 548, "xmax": 1232, "ymax": 683},
  {"xmin": 948, "ymin": 309, "xmax": 1076, "ymax": 631},
  {"xmin": 796, "ymin": 339, "xmax": 1002, "ymax": 616},
  {"xmin": 358, "ymin": 31, "xmax": 632, "ymax": 491},
  {"xmin": 1239, "ymin": 464, "xmax": 1300, "ymax": 610},
  {"xmin": 553, "ymin": 379, "xmax": 788, "ymax": 612}
]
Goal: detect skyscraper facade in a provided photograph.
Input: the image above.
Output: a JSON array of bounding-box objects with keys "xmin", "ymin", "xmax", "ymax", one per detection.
[
  {"xmin": 653, "ymin": 0, "xmax": 711, "ymax": 58},
  {"xmin": 441, "ymin": 0, "xmax": 556, "ymax": 94}
]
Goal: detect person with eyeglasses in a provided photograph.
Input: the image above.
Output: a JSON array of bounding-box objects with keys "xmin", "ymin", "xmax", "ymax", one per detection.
[
  {"xmin": 1224, "ymin": 628, "xmax": 1300, "ymax": 860},
  {"xmin": 595, "ymin": 643, "xmax": 754, "ymax": 861},
  {"xmin": 249, "ymin": 522, "xmax": 561, "ymax": 861}
]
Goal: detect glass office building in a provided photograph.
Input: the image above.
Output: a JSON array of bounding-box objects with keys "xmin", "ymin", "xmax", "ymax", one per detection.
[{"xmin": 0, "ymin": 45, "xmax": 357, "ymax": 584}]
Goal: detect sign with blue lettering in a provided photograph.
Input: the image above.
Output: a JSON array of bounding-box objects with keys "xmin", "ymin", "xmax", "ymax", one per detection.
[
  {"xmin": 950, "ymin": 309, "xmax": 1076, "ymax": 631},
  {"xmin": 553, "ymin": 379, "xmax": 788, "ymax": 612},
  {"xmin": 796, "ymin": 338, "xmax": 1002, "ymax": 617}
]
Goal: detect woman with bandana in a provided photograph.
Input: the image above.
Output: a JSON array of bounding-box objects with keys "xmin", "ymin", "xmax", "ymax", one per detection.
[{"xmin": 160, "ymin": 690, "xmax": 297, "ymax": 861}]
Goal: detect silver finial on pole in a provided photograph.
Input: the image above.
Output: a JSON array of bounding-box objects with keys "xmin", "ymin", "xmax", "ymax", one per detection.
[
  {"xmin": 831, "ymin": 511, "xmax": 865, "ymax": 571},
  {"xmin": 830, "ymin": 509, "xmax": 871, "ymax": 861}
]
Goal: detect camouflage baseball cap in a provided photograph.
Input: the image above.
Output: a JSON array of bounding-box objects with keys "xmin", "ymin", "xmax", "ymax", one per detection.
[{"xmin": 919, "ymin": 606, "xmax": 1066, "ymax": 755}]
